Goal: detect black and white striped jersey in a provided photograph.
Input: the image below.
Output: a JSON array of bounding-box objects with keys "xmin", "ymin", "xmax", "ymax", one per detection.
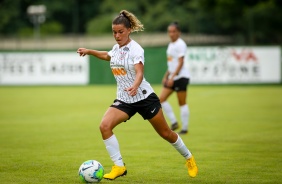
[{"xmin": 108, "ymin": 40, "xmax": 154, "ymax": 104}]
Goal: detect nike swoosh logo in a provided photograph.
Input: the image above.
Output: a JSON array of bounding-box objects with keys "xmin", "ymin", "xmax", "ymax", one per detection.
[
  {"xmin": 82, "ymin": 166, "xmax": 93, "ymax": 171},
  {"xmin": 151, "ymin": 108, "xmax": 156, "ymax": 113}
]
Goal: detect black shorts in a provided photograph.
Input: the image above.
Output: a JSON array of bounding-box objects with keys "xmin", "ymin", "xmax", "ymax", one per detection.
[
  {"xmin": 164, "ymin": 78, "xmax": 189, "ymax": 92},
  {"xmin": 110, "ymin": 93, "xmax": 161, "ymax": 121}
]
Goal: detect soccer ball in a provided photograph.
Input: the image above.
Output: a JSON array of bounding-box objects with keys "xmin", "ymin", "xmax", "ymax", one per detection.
[{"xmin": 78, "ymin": 160, "xmax": 104, "ymax": 183}]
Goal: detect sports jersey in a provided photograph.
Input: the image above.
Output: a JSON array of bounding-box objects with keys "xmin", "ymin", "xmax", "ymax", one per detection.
[
  {"xmin": 108, "ymin": 40, "xmax": 154, "ymax": 104},
  {"xmin": 166, "ymin": 38, "xmax": 190, "ymax": 80}
]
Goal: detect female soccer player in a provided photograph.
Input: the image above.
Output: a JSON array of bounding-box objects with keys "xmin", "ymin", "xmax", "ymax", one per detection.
[
  {"xmin": 159, "ymin": 22, "xmax": 191, "ymax": 134},
  {"xmin": 77, "ymin": 10, "xmax": 197, "ymax": 180}
]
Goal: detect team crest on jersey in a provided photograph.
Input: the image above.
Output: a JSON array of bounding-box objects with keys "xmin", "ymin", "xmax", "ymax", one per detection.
[{"xmin": 119, "ymin": 51, "xmax": 127, "ymax": 61}]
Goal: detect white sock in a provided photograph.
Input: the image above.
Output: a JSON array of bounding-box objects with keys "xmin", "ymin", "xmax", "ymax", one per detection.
[
  {"xmin": 180, "ymin": 104, "xmax": 189, "ymax": 131},
  {"xmin": 171, "ymin": 134, "xmax": 192, "ymax": 159},
  {"xmin": 103, "ymin": 134, "xmax": 124, "ymax": 166},
  {"xmin": 161, "ymin": 101, "xmax": 177, "ymax": 124}
]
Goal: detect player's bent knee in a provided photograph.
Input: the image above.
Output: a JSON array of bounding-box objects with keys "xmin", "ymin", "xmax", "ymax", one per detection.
[
  {"xmin": 99, "ymin": 121, "xmax": 112, "ymax": 133},
  {"xmin": 159, "ymin": 129, "xmax": 173, "ymax": 142}
]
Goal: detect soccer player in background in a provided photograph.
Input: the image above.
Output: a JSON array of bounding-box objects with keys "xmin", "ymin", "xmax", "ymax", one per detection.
[
  {"xmin": 77, "ymin": 10, "xmax": 197, "ymax": 180},
  {"xmin": 159, "ymin": 22, "xmax": 191, "ymax": 134}
]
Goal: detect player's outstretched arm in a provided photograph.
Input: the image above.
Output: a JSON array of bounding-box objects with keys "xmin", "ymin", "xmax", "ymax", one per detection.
[{"xmin": 77, "ymin": 48, "xmax": 111, "ymax": 61}]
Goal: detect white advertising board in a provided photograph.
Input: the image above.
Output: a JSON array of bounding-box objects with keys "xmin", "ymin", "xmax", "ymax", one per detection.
[
  {"xmin": 0, "ymin": 52, "xmax": 89, "ymax": 85},
  {"xmin": 184, "ymin": 46, "xmax": 281, "ymax": 84}
]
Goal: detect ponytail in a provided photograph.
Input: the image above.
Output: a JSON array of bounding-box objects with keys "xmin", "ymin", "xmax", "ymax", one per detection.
[{"xmin": 113, "ymin": 10, "xmax": 144, "ymax": 32}]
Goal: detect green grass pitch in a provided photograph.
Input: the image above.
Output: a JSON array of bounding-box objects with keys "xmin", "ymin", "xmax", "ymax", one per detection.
[{"xmin": 0, "ymin": 85, "xmax": 281, "ymax": 184}]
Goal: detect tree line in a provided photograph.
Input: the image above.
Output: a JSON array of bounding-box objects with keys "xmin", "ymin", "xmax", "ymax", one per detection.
[{"xmin": 0, "ymin": 0, "xmax": 281, "ymax": 44}]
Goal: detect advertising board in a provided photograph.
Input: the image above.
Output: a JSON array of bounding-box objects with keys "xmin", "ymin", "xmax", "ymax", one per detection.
[
  {"xmin": 185, "ymin": 47, "xmax": 281, "ymax": 84},
  {"xmin": 0, "ymin": 53, "xmax": 89, "ymax": 85}
]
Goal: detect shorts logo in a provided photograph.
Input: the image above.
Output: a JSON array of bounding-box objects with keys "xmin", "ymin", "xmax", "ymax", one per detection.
[
  {"xmin": 151, "ymin": 107, "xmax": 156, "ymax": 113},
  {"xmin": 113, "ymin": 101, "xmax": 121, "ymax": 106}
]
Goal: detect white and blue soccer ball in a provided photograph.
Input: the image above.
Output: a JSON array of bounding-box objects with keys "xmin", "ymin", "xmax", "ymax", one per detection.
[{"xmin": 78, "ymin": 160, "xmax": 104, "ymax": 183}]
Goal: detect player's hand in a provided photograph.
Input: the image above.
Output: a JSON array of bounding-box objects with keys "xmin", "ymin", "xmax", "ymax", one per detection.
[
  {"xmin": 162, "ymin": 78, "xmax": 167, "ymax": 85},
  {"xmin": 124, "ymin": 86, "xmax": 138, "ymax": 96},
  {"xmin": 166, "ymin": 78, "xmax": 174, "ymax": 87},
  {"xmin": 77, "ymin": 48, "xmax": 88, "ymax": 57}
]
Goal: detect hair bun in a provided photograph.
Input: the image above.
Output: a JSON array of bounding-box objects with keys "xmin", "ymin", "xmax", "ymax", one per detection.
[{"xmin": 169, "ymin": 21, "xmax": 181, "ymax": 31}]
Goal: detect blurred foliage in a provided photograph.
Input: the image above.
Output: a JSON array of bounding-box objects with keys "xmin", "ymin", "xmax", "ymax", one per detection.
[
  {"xmin": 0, "ymin": 0, "xmax": 281, "ymax": 44},
  {"xmin": 87, "ymin": 15, "xmax": 113, "ymax": 35}
]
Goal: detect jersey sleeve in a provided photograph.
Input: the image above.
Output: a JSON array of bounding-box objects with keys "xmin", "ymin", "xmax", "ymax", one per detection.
[
  {"xmin": 177, "ymin": 41, "xmax": 187, "ymax": 58},
  {"xmin": 108, "ymin": 45, "xmax": 117, "ymax": 57},
  {"xmin": 132, "ymin": 47, "xmax": 144, "ymax": 65}
]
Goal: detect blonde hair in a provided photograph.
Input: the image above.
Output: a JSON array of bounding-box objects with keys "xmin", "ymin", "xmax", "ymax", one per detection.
[{"xmin": 113, "ymin": 10, "xmax": 144, "ymax": 32}]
